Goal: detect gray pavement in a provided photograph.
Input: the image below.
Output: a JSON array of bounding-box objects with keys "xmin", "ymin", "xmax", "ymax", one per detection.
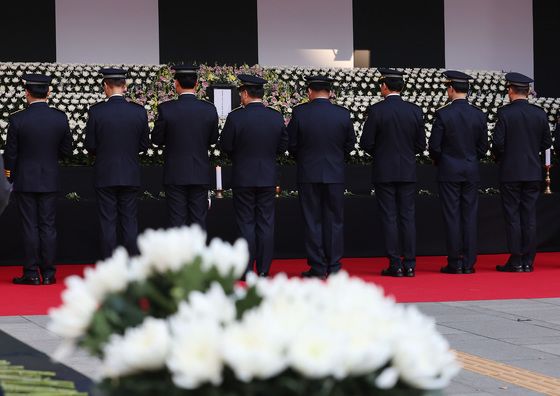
[{"xmin": 1, "ymin": 299, "xmax": 560, "ymax": 395}]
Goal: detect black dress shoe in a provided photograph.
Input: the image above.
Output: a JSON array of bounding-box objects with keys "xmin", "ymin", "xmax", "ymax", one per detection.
[
  {"xmin": 496, "ymin": 264, "xmax": 524, "ymax": 272},
  {"xmin": 522, "ymin": 265, "xmax": 533, "ymax": 273},
  {"xmin": 404, "ymin": 268, "xmax": 415, "ymax": 277},
  {"xmin": 462, "ymin": 268, "xmax": 476, "ymax": 275},
  {"xmin": 13, "ymin": 276, "xmax": 41, "ymax": 285},
  {"xmin": 258, "ymin": 272, "xmax": 268, "ymax": 278},
  {"xmin": 301, "ymin": 270, "xmax": 327, "ymax": 279},
  {"xmin": 381, "ymin": 267, "xmax": 404, "ymax": 277},
  {"xmin": 43, "ymin": 277, "xmax": 56, "ymax": 285},
  {"xmin": 440, "ymin": 266, "xmax": 463, "ymax": 274}
]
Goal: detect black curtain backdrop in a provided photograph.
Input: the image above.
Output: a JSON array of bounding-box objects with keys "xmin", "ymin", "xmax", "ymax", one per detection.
[
  {"xmin": 1, "ymin": 165, "xmax": 560, "ymax": 264},
  {"xmin": 0, "ymin": 2, "xmax": 56, "ymax": 62},
  {"xmin": 352, "ymin": 0, "xmax": 445, "ymax": 68},
  {"xmin": 158, "ymin": 0, "xmax": 258, "ymax": 65},
  {"xmin": 533, "ymin": 0, "xmax": 560, "ymax": 98}
]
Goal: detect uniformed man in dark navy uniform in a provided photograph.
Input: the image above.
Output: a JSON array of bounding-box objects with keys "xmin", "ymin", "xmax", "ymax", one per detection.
[
  {"xmin": 151, "ymin": 64, "xmax": 219, "ymax": 229},
  {"xmin": 85, "ymin": 68, "xmax": 150, "ymax": 259},
  {"xmin": 0, "ymin": 156, "xmax": 10, "ymax": 215},
  {"xmin": 3, "ymin": 74, "xmax": 72, "ymax": 285},
  {"xmin": 429, "ymin": 70, "xmax": 489, "ymax": 275},
  {"xmin": 288, "ymin": 75, "xmax": 356, "ymax": 278},
  {"xmin": 493, "ymin": 72, "xmax": 552, "ymax": 272},
  {"xmin": 219, "ymin": 74, "xmax": 288, "ymax": 278},
  {"xmin": 360, "ymin": 68, "xmax": 425, "ymax": 277}
]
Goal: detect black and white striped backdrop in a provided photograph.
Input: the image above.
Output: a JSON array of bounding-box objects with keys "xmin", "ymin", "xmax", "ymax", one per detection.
[{"xmin": 0, "ymin": 0, "xmax": 558, "ymax": 97}]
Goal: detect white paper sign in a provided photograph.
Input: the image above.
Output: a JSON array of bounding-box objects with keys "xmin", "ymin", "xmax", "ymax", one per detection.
[{"xmin": 214, "ymin": 89, "xmax": 232, "ymax": 118}]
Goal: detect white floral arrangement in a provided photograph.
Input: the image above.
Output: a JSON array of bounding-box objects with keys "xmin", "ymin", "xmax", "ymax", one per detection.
[
  {"xmin": 48, "ymin": 226, "xmax": 459, "ymax": 395},
  {"xmin": 2, "ymin": 62, "xmax": 557, "ymax": 164}
]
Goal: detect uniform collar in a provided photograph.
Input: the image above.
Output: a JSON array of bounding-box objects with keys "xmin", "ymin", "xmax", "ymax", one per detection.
[
  {"xmin": 511, "ymin": 98, "xmax": 528, "ymax": 104},
  {"xmin": 385, "ymin": 94, "xmax": 402, "ymax": 100},
  {"xmin": 108, "ymin": 94, "xmax": 126, "ymax": 102},
  {"xmin": 451, "ymin": 98, "xmax": 468, "ymax": 104},
  {"xmin": 179, "ymin": 93, "xmax": 196, "ymax": 100},
  {"xmin": 28, "ymin": 100, "xmax": 48, "ymax": 106},
  {"xmin": 312, "ymin": 97, "xmax": 331, "ymax": 103},
  {"xmin": 245, "ymin": 101, "xmax": 264, "ymax": 107}
]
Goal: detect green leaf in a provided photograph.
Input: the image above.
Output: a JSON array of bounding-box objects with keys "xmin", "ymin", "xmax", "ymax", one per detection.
[{"xmin": 235, "ymin": 286, "xmax": 262, "ymax": 320}]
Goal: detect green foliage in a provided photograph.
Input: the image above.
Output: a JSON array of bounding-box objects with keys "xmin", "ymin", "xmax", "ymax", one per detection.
[
  {"xmin": 235, "ymin": 286, "xmax": 262, "ymax": 320},
  {"xmin": 79, "ymin": 255, "xmax": 241, "ymax": 358}
]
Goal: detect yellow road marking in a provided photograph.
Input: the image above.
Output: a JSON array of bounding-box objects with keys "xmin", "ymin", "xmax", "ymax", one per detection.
[{"xmin": 455, "ymin": 351, "xmax": 560, "ymax": 395}]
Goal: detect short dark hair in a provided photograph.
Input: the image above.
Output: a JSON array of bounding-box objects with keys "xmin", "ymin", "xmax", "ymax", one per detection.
[
  {"xmin": 307, "ymin": 82, "xmax": 332, "ymax": 93},
  {"xmin": 381, "ymin": 77, "xmax": 404, "ymax": 92},
  {"xmin": 103, "ymin": 78, "xmax": 126, "ymax": 88},
  {"xmin": 176, "ymin": 74, "xmax": 197, "ymax": 89},
  {"xmin": 446, "ymin": 81, "xmax": 469, "ymax": 94},
  {"xmin": 509, "ymin": 85, "xmax": 530, "ymax": 95},
  {"xmin": 240, "ymin": 85, "xmax": 264, "ymax": 99},
  {"xmin": 25, "ymin": 84, "xmax": 48, "ymax": 99}
]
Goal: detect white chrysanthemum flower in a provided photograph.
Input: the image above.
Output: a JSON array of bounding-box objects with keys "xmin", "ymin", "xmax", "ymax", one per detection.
[
  {"xmin": 48, "ymin": 276, "xmax": 98, "ymax": 339},
  {"xmin": 222, "ymin": 310, "xmax": 288, "ymax": 382},
  {"xmin": 83, "ymin": 247, "xmax": 129, "ymax": 301},
  {"xmin": 167, "ymin": 320, "xmax": 224, "ymax": 389},
  {"xmin": 201, "ymin": 238, "xmax": 248, "ymax": 277},
  {"xmin": 137, "ymin": 225, "xmax": 207, "ymax": 274},
  {"xmin": 392, "ymin": 306, "xmax": 461, "ymax": 389},
  {"xmin": 288, "ymin": 324, "xmax": 345, "ymax": 379},
  {"xmin": 101, "ymin": 318, "xmax": 171, "ymax": 378},
  {"xmin": 170, "ymin": 283, "xmax": 235, "ymax": 329}
]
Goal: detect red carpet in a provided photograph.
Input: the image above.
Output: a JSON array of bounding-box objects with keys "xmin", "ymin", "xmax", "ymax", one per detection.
[{"xmin": 1, "ymin": 253, "xmax": 559, "ymax": 316}]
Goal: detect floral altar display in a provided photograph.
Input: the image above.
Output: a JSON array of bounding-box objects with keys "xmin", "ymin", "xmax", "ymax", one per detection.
[
  {"xmin": 1, "ymin": 63, "xmax": 559, "ymax": 167},
  {"xmin": 48, "ymin": 226, "xmax": 460, "ymax": 395}
]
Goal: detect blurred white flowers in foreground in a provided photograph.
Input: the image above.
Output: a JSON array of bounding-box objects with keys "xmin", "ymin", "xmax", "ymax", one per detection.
[{"xmin": 48, "ymin": 225, "xmax": 459, "ymax": 395}]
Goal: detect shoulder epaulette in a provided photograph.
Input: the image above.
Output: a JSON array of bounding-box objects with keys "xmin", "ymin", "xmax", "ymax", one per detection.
[
  {"xmin": 435, "ymin": 102, "xmax": 451, "ymax": 112},
  {"xmin": 88, "ymin": 101, "xmax": 104, "ymax": 110},
  {"xmin": 200, "ymin": 98, "xmax": 215, "ymax": 106},
  {"xmin": 470, "ymin": 103, "xmax": 485, "ymax": 112},
  {"xmin": 157, "ymin": 98, "xmax": 174, "ymax": 107},
  {"xmin": 266, "ymin": 106, "xmax": 283, "ymax": 114},
  {"xmin": 130, "ymin": 100, "xmax": 146, "ymax": 109},
  {"xmin": 333, "ymin": 103, "xmax": 350, "ymax": 112},
  {"xmin": 52, "ymin": 107, "xmax": 68, "ymax": 115},
  {"xmin": 406, "ymin": 100, "xmax": 422, "ymax": 109},
  {"xmin": 529, "ymin": 102, "xmax": 545, "ymax": 111},
  {"xmin": 496, "ymin": 103, "xmax": 511, "ymax": 111},
  {"xmin": 292, "ymin": 101, "xmax": 308, "ymax": 109},
  {"xmin": 9, "ymin": 108, "xmax": 25, "ymax": 117}
]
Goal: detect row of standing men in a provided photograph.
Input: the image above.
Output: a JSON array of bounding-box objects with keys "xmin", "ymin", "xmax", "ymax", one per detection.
[{"xmin": 1, "ymin": 66, "xmax": 557, "ymax": 285}]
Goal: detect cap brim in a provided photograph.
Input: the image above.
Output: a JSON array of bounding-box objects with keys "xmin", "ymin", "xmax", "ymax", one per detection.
[
  {"xmin": 24, "ymin": 81, "xmax": 50, "ymax": 86},
  {"xmin": 174, "ymin": 70, "xmax": 198, "ymax": 75},
  {"xmin": 102, "ymin": 74, "xmax": 127, "ymax": 79}
]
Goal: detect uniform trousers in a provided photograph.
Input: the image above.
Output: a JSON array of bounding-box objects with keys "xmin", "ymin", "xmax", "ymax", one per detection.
[
  {"xmin": 232, "ymin": 187, "xmax": 276, "ymax": 274},
  {"xmin": 375, "ymin": 182, "xmax": 416, "ymax": 268},
  {"xmin": 15, "ymin": 192, "xmax": 57, "ymax": 278},
  {"xmin": 165, "ymin": 185, "xmax": 208, "ymax": 229},
  {"xmin": 298, "ymin": 183, "xmax": 345, "ymax": 275},
  {"xmin": 96, "ymin": 186, "xmax": 139, "ymax": 259},
  {"xmin": 438, "ymin": 181, "xmax": 479, "ymax": 270},
  {"xmin": 500, "ymin": 181, "xmax": 540, "ymax": 267}
]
